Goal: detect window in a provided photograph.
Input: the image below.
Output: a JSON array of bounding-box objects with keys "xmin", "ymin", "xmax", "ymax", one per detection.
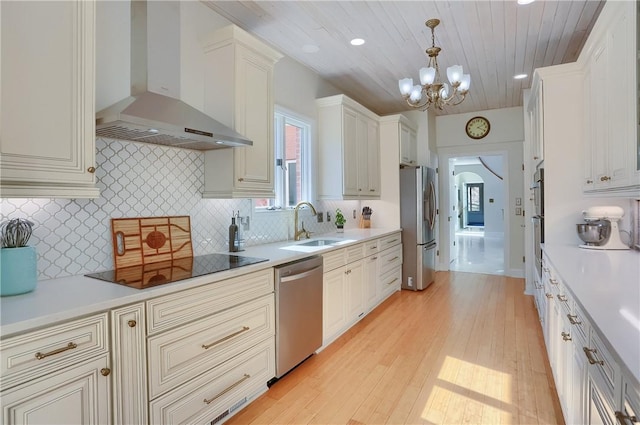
[
  {"xmin": 466, "ymin": 183, "xmax": 483, "ymax": 212},
  {"xmin": 255, "ymin": 107, "xmax": 311, "ymax": 210}
]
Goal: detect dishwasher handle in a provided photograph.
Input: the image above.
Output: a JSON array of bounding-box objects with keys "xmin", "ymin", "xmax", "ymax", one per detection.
[{"xmin": 279, "ymin": 265, "xmax": 323, "ymax": 283}]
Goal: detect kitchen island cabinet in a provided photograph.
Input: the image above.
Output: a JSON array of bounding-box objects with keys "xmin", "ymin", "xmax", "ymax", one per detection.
[
  {"xmin": 202, "ymin": 25, "xmax": 283, "ymax": 199},
  {"xmin": 0, "ymin": 0, "xmax": 99, "ymax": 199}
]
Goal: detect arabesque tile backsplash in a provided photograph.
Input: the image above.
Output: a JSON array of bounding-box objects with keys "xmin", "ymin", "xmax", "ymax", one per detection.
[{"xmin": 0, "ymin": 138, "xmax": 360, "ymax": 280}]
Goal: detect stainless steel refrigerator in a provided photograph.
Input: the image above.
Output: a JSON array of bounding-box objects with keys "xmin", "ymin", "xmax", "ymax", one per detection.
[{"xmin": 400, "ymin": 166, "xmax": 437, "ymax": 291}]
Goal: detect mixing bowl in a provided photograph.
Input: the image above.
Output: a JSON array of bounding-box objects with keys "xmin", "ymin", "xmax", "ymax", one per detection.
[{"xmin": 576, "ymin": 221, "xmax": 611, "ymax": 246}]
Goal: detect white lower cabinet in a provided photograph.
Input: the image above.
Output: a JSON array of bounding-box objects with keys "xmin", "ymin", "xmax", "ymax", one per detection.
[
  {"xmin": 111, "ymin": 303, "xmax": 148, "ymax": 425},
  {"xmin": 322, "ymin": 233, "xmax": 402, "ymax": 347},
  {"xmin": 144, "ymin": 269, "xmax": 275, "ymax": 424},
  {"xmin": 150, "ymin": 338, "xmax": 274, "ymax": 425},
  {"xmin": 2, "ymin": 354, "xmax": 111, "ymax": 425},
  {"xmin": 0, "ymin": 313, "xmax": 111, "ymax": 425},
  {"xmin": 541, "ymin": 253, "xmax": 639, "ymax": 425}
]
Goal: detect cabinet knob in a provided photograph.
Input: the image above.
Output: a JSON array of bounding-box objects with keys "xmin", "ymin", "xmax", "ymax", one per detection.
[
  {"xmin": 369, "ymin": 189, "xmax": 375, "ymax": 192},
  {"xmin": 358, "ymin": 188, "xmax": 362, "ymax": 191},
  {"xmin": 238, "ymin": 178, "xmax": 244, "ymax": 182},
  {"xmin": 600, "ymin": 176, "xmax": 611, "ymax": 181},
  {"xmin": 127, "ymin": 320, "xmax": 137, "ymax": 328},
  {"xmin": 101, "ymin": 368, "xmax": 111, "ymax": 377},
  {"xmin": 615, "ymin": 411, "xmax": 639, "ymax": 425},
  {"xmin": 87, "ymin": 166, "xmax": 96, "ymax": 174},
  {"xmin": 586, "ymin": 180, "xmax": 593, "ymax": 184}
]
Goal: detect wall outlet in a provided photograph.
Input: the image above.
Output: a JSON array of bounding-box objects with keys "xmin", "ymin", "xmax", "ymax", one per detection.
[
  {"xmin": 408, "ymin": 277, "xmax": 413, "ymax": 287},
  {"xmin": 326, "ymin": 212, "xmax": 331, "ymax": 222},
  {"xmin": 240, "ymin": 216, "xmax": 250, "ymax": 231},
  {"xmin": 317, "ymin": 212, "xmax": 324, "ymax": 223},
  {"xmin": 353, "ymin": 209, "xmax": 357, "ymax": 219}
]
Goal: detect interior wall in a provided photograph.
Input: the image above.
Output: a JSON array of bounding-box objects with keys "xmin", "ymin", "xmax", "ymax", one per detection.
[{"xmin": 436, "ymin": 106, "xmax": 525, "ymax": 277}]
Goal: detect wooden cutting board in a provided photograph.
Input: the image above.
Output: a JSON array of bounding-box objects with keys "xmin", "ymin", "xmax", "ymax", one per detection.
[{"xmin": 111, "ymin": 216, "xmax": 193, "ymax": 269}]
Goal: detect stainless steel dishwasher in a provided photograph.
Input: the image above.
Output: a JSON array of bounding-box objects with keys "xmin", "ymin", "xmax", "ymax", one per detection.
[{"xmin": 274, "ymin": 255, "xmax": 323, "ymax": 379}]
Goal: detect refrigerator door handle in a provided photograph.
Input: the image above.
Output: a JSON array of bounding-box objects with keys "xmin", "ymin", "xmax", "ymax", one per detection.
[{"xmin": 429, "ymin": 180, "xmax": 436, "ymax": 231}]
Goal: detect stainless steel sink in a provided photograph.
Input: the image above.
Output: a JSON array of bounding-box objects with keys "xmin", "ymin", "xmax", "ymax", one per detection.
[
  {"xmin": 279, "ymin": 238, "xmax": 357, "ymax": 252},
  {"xmin": 296, "ymin": 239, "xmax": 339, "ymax": 247}
]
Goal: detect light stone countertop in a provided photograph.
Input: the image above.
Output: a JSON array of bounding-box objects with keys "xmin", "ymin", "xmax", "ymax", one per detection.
[
  {"xmin": 0, "ymin": 228, "xmax": 400, "ymax": 338},
  {"xmin": 543, "ymin": 243, "xmax": 640, "ymax": 384}
]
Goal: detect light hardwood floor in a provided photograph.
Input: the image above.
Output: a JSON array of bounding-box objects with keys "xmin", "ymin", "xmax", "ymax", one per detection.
[{"xmin": 228, "ymin": 271, "xmax": 564, "ymax": 425}]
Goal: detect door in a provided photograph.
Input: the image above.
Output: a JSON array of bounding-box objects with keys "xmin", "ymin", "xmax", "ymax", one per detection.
[
  {"xmin": 2, "ymin": 355, "xmax": 111, "ymax": 424},
  {"xmin": 465, "ymin": 183, "xmax": 484, "ymax": 226}
]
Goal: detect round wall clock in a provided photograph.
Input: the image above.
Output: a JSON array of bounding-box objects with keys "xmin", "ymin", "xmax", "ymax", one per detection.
[{"xmin": 465, "ymin": 116, "xmax": 490, "ymax": 139}]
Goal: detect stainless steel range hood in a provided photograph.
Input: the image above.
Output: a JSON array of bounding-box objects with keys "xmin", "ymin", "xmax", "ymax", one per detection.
[{"xmin": 96, "ymin": 1, "xmax": 251, "ymax": 150}]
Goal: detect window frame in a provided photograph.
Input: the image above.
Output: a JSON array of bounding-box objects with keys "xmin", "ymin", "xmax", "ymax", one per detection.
[{"xmin": 254, "ymin": 106, "xmax": 314, "ymax": 211}]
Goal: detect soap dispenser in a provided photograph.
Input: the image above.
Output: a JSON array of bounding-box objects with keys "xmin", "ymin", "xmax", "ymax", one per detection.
[{"xmin": 228, "ymin": 214, "xmax": 239, "ymax": 252}]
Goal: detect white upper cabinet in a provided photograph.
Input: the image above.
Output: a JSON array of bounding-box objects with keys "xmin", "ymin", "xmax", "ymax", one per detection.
[
  {"xmin": 582, "ymin": 1, "xmax": 638, "ymax": 193},
  {"xmin": 316, "ymin": 95, "xmax": 380, "ymax": 200},
  {"xmin": 526, "ymin": 76, "xmax": 544, "ymax": 165},
  {"xmin": 0, "ymin": 1, "xmax": 99, "ymax": 198},
  {"xmin": 380, "ymin": 114, "xmax": 417, "ymax": 166},
  {"xmin": 202, "ymin": 25, "xmax": 282, "ymax": 198}
]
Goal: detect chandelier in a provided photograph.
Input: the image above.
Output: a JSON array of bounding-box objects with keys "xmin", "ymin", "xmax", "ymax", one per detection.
[{"xmin": 398, "ymin": 19, "xmax": 470, "ymax": 110}]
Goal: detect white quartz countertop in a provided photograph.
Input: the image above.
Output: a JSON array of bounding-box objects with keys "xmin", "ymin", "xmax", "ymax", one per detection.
[
  {"xmin": 0, "ymin": 228, "xmax": 400, "ymax": 338},
  {"xmin": 543, "ymin": 244, "xmax": 640, "ymax": 383}
]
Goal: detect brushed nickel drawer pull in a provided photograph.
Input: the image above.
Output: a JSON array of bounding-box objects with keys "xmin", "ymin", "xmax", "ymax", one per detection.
[
  {"xmin": 545, "ymin": 293, "xmax": 553, "ymax": 299},
  {"xmin": 561, "ymin": 332, "xmax": 572, "ymax": 341},
  {"xmin": 127, "ymin": 320, "xmax": 137, "ymax": 328},
  {"xmin": 615, "ymin": 411, "xmax": 638, "ymax": 425},
  {"xmin": 35, "ymin": 342, "xmax": 78, "ymax": 360},
  {"xmin": 203, "ymin": 374, "xmax": 250, "ymax": 404},
  {"xmin": 387, "ymin": 277, "xmax": 399, "ymax": 285},
  {"xmin": 370, "ymin": 245, "xmax": 377, "ymax": 249},
  {"xmin": 386, "ymin": 239, "xmax": 398, "ymax": 244},
  {"xmin": 370, "ymin": 189, "xmax": 375, "ymax": 192},
  {"xmin": 202, "ymin": 327, "xmax": 250, "ymax": 350},
  {"xmin": 557, "ymin": 294, "xmax": 568, "ymax": 302},
  {"xmin": 549, "ymin": 278, "xmax": 559, "ymax": 285},
  {"xmin": 583, "ymin": 347, "xmax": 604, "ymax": 365},
  {"xmin": 388, "ymin": 256, "xmax": 399, "ymax": 262},
  {"xmin": 371, "ymin": 256, "xmax": 378, "ymax": 260},
  {"xmin": 567, "ymin": 314, "xmax": 582, "ymax": 325}
]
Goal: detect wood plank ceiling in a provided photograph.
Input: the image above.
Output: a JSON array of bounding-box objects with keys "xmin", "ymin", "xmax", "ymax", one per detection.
[{"xmin": 202, "ymin": 0, "xmax": 604, "ymax": 116}]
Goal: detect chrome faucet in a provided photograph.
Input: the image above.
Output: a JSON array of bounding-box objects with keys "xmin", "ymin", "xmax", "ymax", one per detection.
[{"xmin": 293, "ymin": 201, "xmax": 317, "ymax": 241}]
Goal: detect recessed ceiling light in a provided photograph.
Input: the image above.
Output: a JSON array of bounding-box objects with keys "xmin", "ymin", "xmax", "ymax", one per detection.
[
  {"xmin": 517, "ymin": 0, "xmax": 535, "ymax": 4},
  {"xmin": 302, "ymin": 44, "xmax": 319, "ymax": 53},
  {"xmin": 514, "ymin": 73, "xmax": 528, "ymax": 80},
  {"xmin": 350, "ymin": 38, "xmax": 365, "ymax": 46}
]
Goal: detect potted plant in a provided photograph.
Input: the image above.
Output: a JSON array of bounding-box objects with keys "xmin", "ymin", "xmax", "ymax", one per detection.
[
  {"xmin": 1, "ymin": 218, "xmax": 37, "ymax": 296},
  {"xmin": 335, "ymin": 209, "xmax": 346, "ymax": 232}
]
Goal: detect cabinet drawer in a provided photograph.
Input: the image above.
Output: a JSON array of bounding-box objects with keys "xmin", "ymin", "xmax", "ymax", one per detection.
[
  {"xmin": 379, "ymin": 233, "xmax": 401, "ymax": 249},
  {"xmin": 323, "ymin": 248, "xmax": 345, "ymax": 272},
  {"xmin": 147, "ymin": 294, "xmax": 275, "ymax": 399},
  {"xmin": 149, "ymin": 338, "xmax": 275, "ymax": 425},
  {"xmin": 146, "ymin": 269, "xmax": 273, "ymax": 335},
  {"xmin": 380, "ymin": 267, "xmax": 401, "ymax": 299},
  {"xmin": 364, "ymin": 239, "xmax": 379, "ymax": 256},
  {"xmin": 584, "ymin": 330, "xmax": 618, "ymax": 401},
  {"xmin": 569, "ymin": 303, "xmax": 588, "ymax": 344},
  {"xmin": 345, "ymin": 244, "xmax": 364, "ymax": 264},
  {"xmin": 379, "ymin": 244, "xmax": 402, "ymax": 276},
  {"xmin": 0, "ymin": 313, "xmax": 109, "ymax": 390}
]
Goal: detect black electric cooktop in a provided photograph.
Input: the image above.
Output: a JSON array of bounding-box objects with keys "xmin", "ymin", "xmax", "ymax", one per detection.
[{"xmin": 85, "ymin": 253, "xmax": 268, "ymax": 289}]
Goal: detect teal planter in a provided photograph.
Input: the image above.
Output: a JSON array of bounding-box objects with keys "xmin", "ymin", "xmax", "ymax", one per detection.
[{"xmin": 1, "ymin": 246, "xmax": 37, "ymax": 296}]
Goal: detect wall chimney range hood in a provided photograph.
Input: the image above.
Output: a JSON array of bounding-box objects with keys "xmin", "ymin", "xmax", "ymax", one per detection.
[{"xmin": 96, "ymin": 1, "xmax": 251, "ymax": 150}]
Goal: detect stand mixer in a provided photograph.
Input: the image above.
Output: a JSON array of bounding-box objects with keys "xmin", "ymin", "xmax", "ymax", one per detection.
[{"xmin": 578, "ymin": 206, "xmax": 629, "ymax": 250}]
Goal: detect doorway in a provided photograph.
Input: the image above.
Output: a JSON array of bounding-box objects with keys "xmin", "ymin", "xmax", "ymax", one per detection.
[{"xmin": 444, "ymin": 155, "xmax": 506, "ymax": 275}]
